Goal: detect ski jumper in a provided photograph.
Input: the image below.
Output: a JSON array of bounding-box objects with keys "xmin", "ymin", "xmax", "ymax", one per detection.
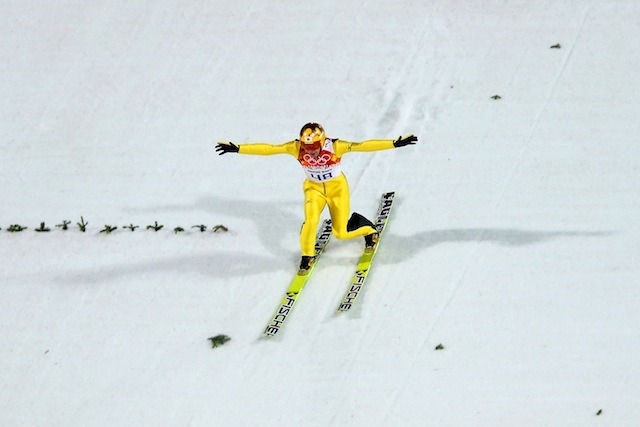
[{"xmin": 237, "ymin": 138, "xmax": 395, "ymax": 256}]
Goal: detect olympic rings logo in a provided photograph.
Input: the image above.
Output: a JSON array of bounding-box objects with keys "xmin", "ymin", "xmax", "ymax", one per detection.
[{"xmin": 302, "ymin": 153, "xmax": 333, "ymax": 166}]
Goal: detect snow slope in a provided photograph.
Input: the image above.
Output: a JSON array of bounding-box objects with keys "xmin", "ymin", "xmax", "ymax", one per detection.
[{"xmin": 2, "ymin": 1, "xmax": 639, "ymax": 425}]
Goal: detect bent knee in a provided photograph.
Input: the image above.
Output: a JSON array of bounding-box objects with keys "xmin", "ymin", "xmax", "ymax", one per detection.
[
  {"xmin": 331, "ymin": 227, "xmax": 349, "ymax": 240},
  {"xmin": 332, "ymin": 225, "xmax": 375, "ymax": 240}
]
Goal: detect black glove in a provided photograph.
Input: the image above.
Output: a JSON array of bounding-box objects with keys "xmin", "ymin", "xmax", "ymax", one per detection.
[
  {"xmin": 216, "ymin": 142, "xmax": 239, "ymax": 155},
  {"xmin": 393, "ymin": 134, "xmax": 418, "ymax": 148}
]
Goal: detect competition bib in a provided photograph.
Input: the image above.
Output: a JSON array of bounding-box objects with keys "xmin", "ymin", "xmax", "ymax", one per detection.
[{"xmin": 298, "ymin": 138, "xmax": 342, "ymax": 182}]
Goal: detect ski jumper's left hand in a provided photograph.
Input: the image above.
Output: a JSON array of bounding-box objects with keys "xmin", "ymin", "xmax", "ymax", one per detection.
[{"xmin": 393, "ymin": 135, "xmax": 418, "ymax": 148}]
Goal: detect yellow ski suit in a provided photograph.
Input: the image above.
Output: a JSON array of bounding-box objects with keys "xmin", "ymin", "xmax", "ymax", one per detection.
[{"xmin": 237, "ymin": 138, "xmax": 396, "ymax": 256}]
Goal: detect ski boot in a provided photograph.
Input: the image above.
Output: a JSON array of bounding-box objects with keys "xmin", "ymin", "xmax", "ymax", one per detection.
[
  {"xmin": 298, "ymin": 255, "xmax": 316, "ymax": 275},
  {"xmin": 364, "ymin": 232, "xmax": 379, "ymax": 253},
  {"xmin": 348, "ymin": 212, "xmax": 378, "ymax": 253}
]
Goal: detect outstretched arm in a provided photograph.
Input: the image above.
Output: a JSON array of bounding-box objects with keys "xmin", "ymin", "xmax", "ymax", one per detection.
[
  {"xmin": 216, "ymin": 141, "xmax": 299, "ymax": 156},
  {"xmin": 335, "ymin": 134, "xmax": 418, "ymax": 156}
]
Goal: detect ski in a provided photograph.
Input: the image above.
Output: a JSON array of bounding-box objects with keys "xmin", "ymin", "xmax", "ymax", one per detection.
[
  {"xmin": 337, "ymin": 191, "xmax": 395, "ymax": 312},
  {"xmin": 262, "ymin": 219, "xmax": 332, "ymax": 337}
]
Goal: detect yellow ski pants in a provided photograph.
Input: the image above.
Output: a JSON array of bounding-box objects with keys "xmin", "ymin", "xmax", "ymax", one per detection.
[{"xmin": 300, "ymin": 173, "xmax": 376, "ymax": 256}]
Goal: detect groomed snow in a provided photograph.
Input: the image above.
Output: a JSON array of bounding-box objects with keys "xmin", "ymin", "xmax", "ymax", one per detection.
[{"xmin": 1, "ymin": 1, "xmax": 639, "ymax": 425}]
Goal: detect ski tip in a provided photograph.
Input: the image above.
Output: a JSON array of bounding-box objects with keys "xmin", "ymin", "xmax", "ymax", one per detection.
[{"xmin": 261, "ymin": 330, "xmax": 278, "ymax": 339}]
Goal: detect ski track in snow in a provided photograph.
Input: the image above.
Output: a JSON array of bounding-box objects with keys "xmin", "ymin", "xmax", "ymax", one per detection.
[{"xmin": 497, "ymin": 6, "xmax": 591, "ymax": 205}]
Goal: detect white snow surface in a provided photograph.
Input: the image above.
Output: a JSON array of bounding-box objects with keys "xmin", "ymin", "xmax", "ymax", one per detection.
[{"xmin": 2, "ymin": 1, "xmax": 639, "ymax": 426}]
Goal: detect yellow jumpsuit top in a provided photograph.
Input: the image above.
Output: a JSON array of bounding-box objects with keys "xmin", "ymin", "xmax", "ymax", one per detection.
[{"xmin": 237, "ymin": 138, "xmax": 396, "ymax": 256}]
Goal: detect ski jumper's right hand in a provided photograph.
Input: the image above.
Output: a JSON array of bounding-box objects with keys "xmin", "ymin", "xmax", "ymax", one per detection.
[{"xmin": 216, "ymin": 142, "xmax": 240, "ymax": 155}]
